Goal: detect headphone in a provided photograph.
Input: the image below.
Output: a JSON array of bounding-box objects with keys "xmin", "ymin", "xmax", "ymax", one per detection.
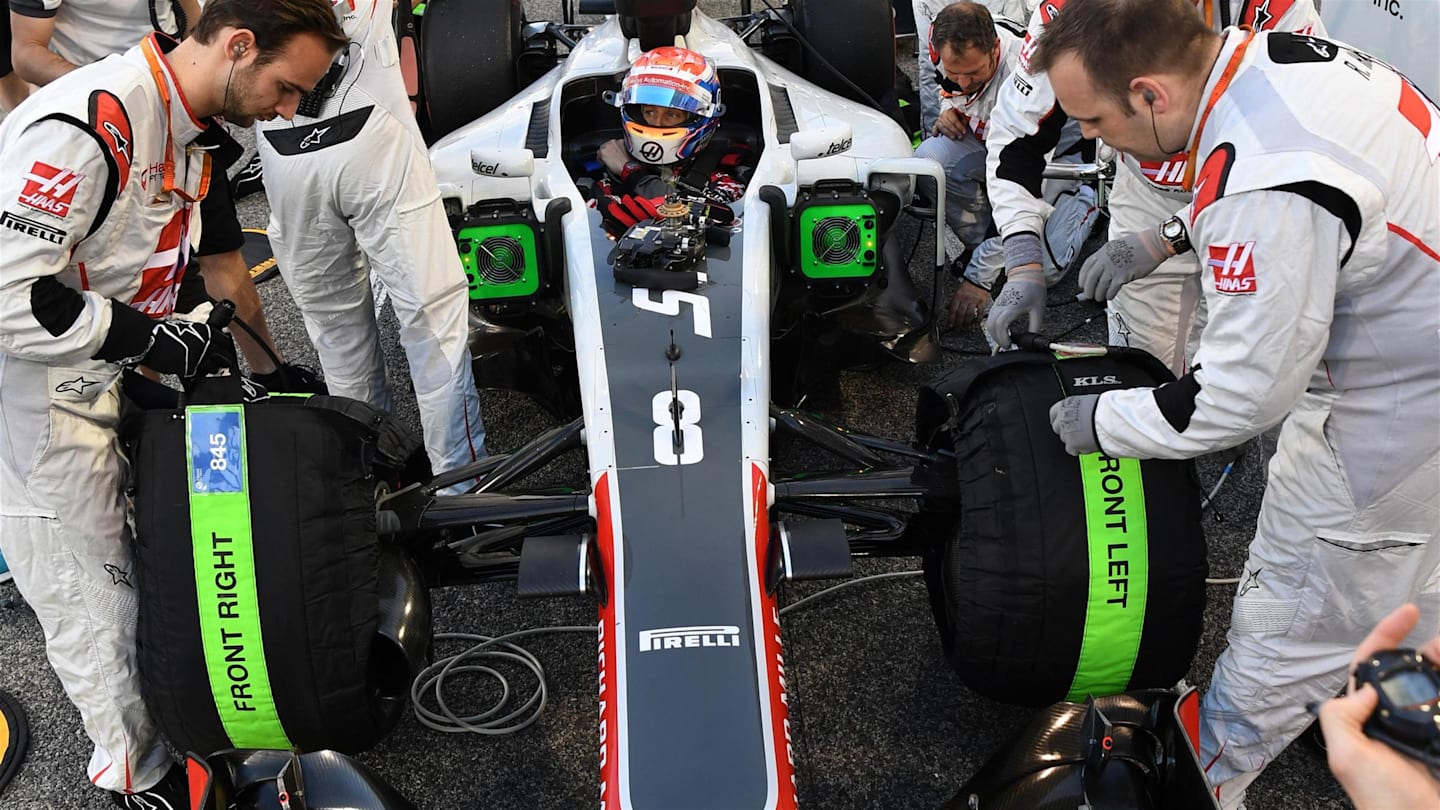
[
  {"xmin": 1143, "ymin": 86, "xmax": 1185, "ymax": 155},
  {"xmin": 233, "ymin": 43, "xmax": 246, "ymax": 59}
]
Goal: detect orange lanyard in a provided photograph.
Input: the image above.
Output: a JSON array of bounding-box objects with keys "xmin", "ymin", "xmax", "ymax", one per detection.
[
  {"xmin": 1183, "ymin": 30, "xmax": 1255, "ymax": 191},
  {"xmin": 140, "ymin": 36, "xmax": 211, "ymax": 203}
]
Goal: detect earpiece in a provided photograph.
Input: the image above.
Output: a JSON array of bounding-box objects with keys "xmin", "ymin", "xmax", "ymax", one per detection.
[
  {"xmin": 233, "ymin": 44, "xmax": 246, "ymax": 59},
  {"xmin": 1143, "ymin": 88, "xmax": 1156, "ymax": 105}
]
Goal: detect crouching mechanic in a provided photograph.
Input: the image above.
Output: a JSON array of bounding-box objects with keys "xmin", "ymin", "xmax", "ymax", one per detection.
[
  {"xmin": 910, "ymin": 0, "xmax": 1036, "ymax": 134},
  {"xmin": 590, "ymin": 46, "xmax": 754, "ymax": 235},
  {"xmin": 914, "ymin": 1, "xmax": 1093, "ymax": 330},
  {"xmin": 256, "ymin": 0, "xmax": 487, "ymax": 484},
  {"xmin": 0, "ymin": 3, "xmax": 345, "ymax": 807},
  {"xmin": 1034, "ymin": 1, "xmax": 1440, "ymax": 806}
]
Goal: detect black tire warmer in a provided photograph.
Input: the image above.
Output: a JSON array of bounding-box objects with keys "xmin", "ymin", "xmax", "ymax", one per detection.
[
  {"xmin": 916, "ymin": 346, "xmax": 1207, "ymax": 706},
  {"xmin": 131, "ymin": 394, "xmax": 431, "ymax": 756}
]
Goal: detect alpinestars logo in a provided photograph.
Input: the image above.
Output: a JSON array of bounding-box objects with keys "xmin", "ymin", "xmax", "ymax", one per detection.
[
  {"xmin": 1208, "ymin": 242, "xmax": 1258, "ymax": 295},
  {"xmin": 102, "ymin": 121, "xmax": 131, "ymax": 164},
  {"xmin": 54, "ymin": 375, "xmax": 101, "ymax": 395},
  {"xmin": 638, "ymin": 625, "xmax": 740, "ymax": 652},
  {"xmin": 300, "ymin": 126, "xmax": 331, "ymax": 149},
  {"xmin": 19, "ymin": 162, "xmax": 84, "ymax": 218}
]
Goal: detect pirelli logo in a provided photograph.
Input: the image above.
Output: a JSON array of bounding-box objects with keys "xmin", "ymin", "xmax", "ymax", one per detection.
[
  {"xmin": 638, "ymin": 625, "xmax": 741, "ymax": 652},
  {"xmin": 1, "ymin": 210, "xmax": 65, "ymax": 244}
]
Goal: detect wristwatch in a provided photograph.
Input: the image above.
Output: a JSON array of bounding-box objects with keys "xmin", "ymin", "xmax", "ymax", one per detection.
[{"xmin": 1158, "ymin": 215, "xmax": 1193, "ymax": 255}]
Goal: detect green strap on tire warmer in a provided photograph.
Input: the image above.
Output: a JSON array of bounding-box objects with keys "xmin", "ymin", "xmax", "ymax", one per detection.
[
  {"xmin": 1067, "ymin": 451, "xmax": 1151, "ymax": 701},
  {"xmin": 185, "ymin": 405, "xmax": 292, "ymax": 748}
]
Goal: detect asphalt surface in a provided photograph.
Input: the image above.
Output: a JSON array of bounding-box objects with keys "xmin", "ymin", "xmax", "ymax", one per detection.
[{"xmin": 0, "ymin": 3, "xmax": 1355, "ymax": 808}]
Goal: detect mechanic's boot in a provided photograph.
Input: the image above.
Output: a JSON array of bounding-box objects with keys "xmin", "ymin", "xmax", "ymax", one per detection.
[{"xmin": 110, "ymin": 763, "xmax": 188, "ymax": 810}]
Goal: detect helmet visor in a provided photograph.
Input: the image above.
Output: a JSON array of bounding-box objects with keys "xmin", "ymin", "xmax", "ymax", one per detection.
[{"xmin": 622, "ymin": 83, "xmax": 710, "ymax": 116}]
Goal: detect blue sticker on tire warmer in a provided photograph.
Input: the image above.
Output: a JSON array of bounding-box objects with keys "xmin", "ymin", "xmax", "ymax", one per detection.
[{"xmin": 189, "ymin": 409, "xmax": 244, "ymax": 494}]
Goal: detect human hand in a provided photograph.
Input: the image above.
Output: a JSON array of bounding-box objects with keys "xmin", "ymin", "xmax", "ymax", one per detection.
[
  {"xmin": 933, "ymin": 108, "xmax": 970, "ymax": 140},
  {"xmin": 948, "ymin": 278, "xmax": 990, "ymax": 329},
  {"xmin": 598, "ymin": 139, "xmax": 633, "ymax": 176},
  {"xmin": 251, "ymin": 362, "xmax": 327, "ymax": 395},
  {"xmin": 1048, "ymin": 394, "xmax": 1101, "ymax": 455},
  {"xmin": 1320, "ymin": 603, "xmax": 1440, "ymax": 810},
  {"xmin": 600, "ymin": 194, "xmax": 664, "ymax": 237},
  {"xmin": 134, "ymin": 320, "xmax": 235, "ymax": 378},
  {"xmin": 1078, "ymin": 225, "xmax": 1172, "ymax": 303},
  {"xmin": 983, "ymin": 264, "xmax": 1046, "ymax": 348}
]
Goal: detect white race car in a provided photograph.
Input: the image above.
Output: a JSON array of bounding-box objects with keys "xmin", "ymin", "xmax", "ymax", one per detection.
[{"xmin": 390, "ymin": 1, "xmax": 958, "ymax": 807}]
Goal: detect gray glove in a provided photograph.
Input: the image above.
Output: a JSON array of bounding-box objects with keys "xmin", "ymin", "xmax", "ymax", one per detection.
[
  {"xmin": 984, "ymin": 265, "xmax": 1047, "ymax": 349},
  {"xmin": 1078, "ymin": 225, "xmax": 1172, "ymax": 303},
  {"xmin": 1049, "ymin": 394, "xmax": 1102, "ymax": 456}
]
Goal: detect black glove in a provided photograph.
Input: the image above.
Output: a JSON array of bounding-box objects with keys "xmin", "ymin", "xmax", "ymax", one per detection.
[
  {"xmin": 136, "ymin": 320, "xmax": 235, "ymax": 378},
  {"xmin": 251, "ymin": 362, "xmax": 328, "ymax": 395}
]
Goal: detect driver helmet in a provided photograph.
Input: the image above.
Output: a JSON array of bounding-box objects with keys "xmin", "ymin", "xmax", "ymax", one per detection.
[{"xmin": 612, "ymin": 46, "xmax": 724, "ymax": 166}]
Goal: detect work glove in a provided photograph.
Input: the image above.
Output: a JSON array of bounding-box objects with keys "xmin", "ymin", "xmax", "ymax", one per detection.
[
  {"xmin": 1049, "ymin": 394, "xmax": 1102, "ymax": 456},
  {"xmin": 984, "ymin": 265, "xmax": 1047, "ymax": 349},
  {"xmin": 601, "ymin": 194, "xmax": 665, "ymax": 237},
  {"xmin": 1078, "ymin": 226, "xmax": 1171, "ymax": 303},
  {"xmin": 133, "ymin": 319, "xmax": 236, "ymax": 379},
  {"xmin": 251, "ymin": 362, "xmax": 328, "ymax": 395}
]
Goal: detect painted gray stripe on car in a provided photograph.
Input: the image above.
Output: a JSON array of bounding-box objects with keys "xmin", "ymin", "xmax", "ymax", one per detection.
[{"xmin": 588, "ymin": 220, "xmax": 772, "ymax": 807}]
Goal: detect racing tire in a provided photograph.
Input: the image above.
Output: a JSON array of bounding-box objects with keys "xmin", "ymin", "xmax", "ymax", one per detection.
[
  {"xmin": 790, "ymin": 0, "xmax": 896, "ymax": 106},
  {"xmin": 420, "ymin": 0, "xmax": 524, "ymax": 140}
]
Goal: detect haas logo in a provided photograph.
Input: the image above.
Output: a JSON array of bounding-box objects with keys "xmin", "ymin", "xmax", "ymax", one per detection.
[
  {"xmin": 1208, "ymin": 241, "xmax": 1258, "ymax": 295},
  {"xmin": 1073, "ymin": 375, "xmax": 1122, "ymax": 387},
  {"xmin": 1139, "ymin": 157, "xmax": 1188, "ymax": 188},
  {"xmin": 19, "ymin": 162, "xmax": 84, "ymax": 218}
]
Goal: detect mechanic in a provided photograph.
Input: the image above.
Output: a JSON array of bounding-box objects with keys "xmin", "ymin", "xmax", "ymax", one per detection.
[
  {"xmin": 591, "ymin": 46, "xmax": 755, "ymax": 235},
  {"xmin": 913, "ymin": 1, "xmax": 1092, "ymax": 331},
  {"xmin": 1033, "ymin": 1, "xmax": 1440, "ymax": 807},
  {"xmin": 909, "ymin": 0, "xmax": 1035, "ymax": 133},
  {"xmin": 981, "ymin": 0, "xmax": 1321, "ymax": 371},
  {"xmin": 8, "ymin": 0, "xmax": 321, "ymax": 391},
  {"xmin": 0, "ymin": 3, "xmax": 344, "ymax": 807},
  {"xmin": 255, "ymin": 0, "xmax": 486, "ymax": 484}
]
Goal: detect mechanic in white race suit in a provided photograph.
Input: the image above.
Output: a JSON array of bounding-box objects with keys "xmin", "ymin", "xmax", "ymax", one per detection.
[
  {"xmin": 910, "ymin": 0, "xmax": 1035, "ymax": 133},
  {"xmin": 1035, "ymin": 1, "xmax": 1440, "ymax": 806},
  {"xmin": 913, "ymin": 1, "xmax": 1096, "ymax": 332},
  {"xmin": 982, "ymin": 0, "xmax": 1321, "ymax": 373},
  {"xmin": 0, "ymin": 4, "xmax": 344, "ymax": 805},
  {"xmin": 256, "ymin": 0, "xmax": 487, "ymax": 480},
  {"xmin": 7, "ymin": 0, "xmax": 316, "ymax": 388}
]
